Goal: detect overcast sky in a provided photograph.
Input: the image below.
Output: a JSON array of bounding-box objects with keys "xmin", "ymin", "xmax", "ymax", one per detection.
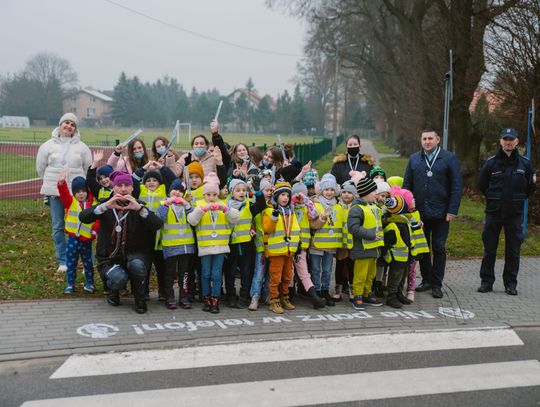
[{"xmin": 2, "ymin": 0, "xmax": 306, "ymax": 98}]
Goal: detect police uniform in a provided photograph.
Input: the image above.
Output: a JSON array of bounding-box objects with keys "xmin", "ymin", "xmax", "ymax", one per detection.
[{"xmin": 478, "ymin": 130, "xmax": 536, "ymax": 294}]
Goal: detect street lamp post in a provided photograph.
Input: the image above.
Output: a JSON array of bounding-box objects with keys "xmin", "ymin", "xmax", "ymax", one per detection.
[{"xmin": 331, "ymin": 43, "xmax": 357, "ymax": 154}]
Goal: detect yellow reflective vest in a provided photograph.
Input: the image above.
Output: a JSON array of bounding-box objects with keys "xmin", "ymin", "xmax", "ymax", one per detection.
[
  {"xmin": 410, "ymin": 210, "xmax": 429, "ymax": 257},
  {"xmin": 341, "ymin": 202, "xmax": 354, "ymax": 249},
  {"xmin": 383, "ymin": 222, "xmax": 410, "ymax": 263},
  {"xmin": 349, "ymin": 203, "xmax": 384, "ymax": 250},
  {"xmin": 161, "ymin": 204, "xmax": 195, "ymax": 247},
  {"xmin": 195, "ymin": 203, "xmax": 232, "ymax": 248},
  {"xmin": 264, "ymin": 207, "xmax": 300, "ymax": 255},
  {"xmin": 98, "ymin": 187, "xmax": 112, "ymax": 200},
  {"xmin": 64, "ymin": 198, "xmax": 96, "ymax": 239},
  {"xmin": 312, "ymin": 202, "xmax": 346, "ymax": 249},
  {"xmin": 140, "ymin": 184, "xmax": 167, "ymax": 213},
  {"xmin": 253, "ymin": 213, "xmax": 265, "ymax": 253},
  {"xmin": 294, "ymin": 206, "xmax": 311, "ymax": 249},
  {"xmin": 230, "ymin": 203, "xmax": 253, "ymax": 244}
]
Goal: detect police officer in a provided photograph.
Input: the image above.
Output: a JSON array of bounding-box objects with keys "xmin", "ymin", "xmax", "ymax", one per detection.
[{"xmin": 478, "ymin": 128, "xmax": 536, "ymax": 295}]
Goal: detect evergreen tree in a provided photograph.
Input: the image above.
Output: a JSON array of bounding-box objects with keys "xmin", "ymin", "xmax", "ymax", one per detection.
[
  {"xmin": 291, "ymin": 84, "xmax": 308, "ymax": 134},
  {"xmin": 275, "ymin": 90, "xmax": 293, "ymax": 134},
  {"xmin": 254, "ymin": 95, "xmax": 274, "ymax": 133},
  {"xmin": 111, "ymin": 72, "xmax": 133, "ymax": 127}
]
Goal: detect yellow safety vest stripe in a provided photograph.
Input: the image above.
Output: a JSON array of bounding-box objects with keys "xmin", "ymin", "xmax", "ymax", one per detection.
[
  {"xmin": 140, "ymin": 184, "xmax": 167, "ymax": 213},
  {"xmin": 383, "ymin": 222, "xmax": 410, "ymax": 263},
  {"xmin": 312, "ymin": 202, "xmax": 345, "ymax": 249},
  {"xmin": 231, "ymin": 204, "xmax": 253, "ymax": 244},
  {"xmin": 65, "ymin": 198, "xmax": 96, "ymax": 238},
  {"xmin": 195, "ymin": 204, "xmax": 232, "ymax": 247},
  {"xmin": 161, "ymin": 205, "xmax": 195, "ymax": 246},
  {"xmin": 264, "ymin": 207, "xmax": 300, "ymax": 255}
]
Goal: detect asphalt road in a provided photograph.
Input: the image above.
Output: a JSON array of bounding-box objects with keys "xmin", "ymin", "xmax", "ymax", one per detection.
[{"xmin": 2, "ymin": 327, "xmax": 539, "ymax": 407}]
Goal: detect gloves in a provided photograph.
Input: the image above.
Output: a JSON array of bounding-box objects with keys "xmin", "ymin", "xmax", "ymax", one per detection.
[
  {"xmin": 220, "ymin": 204, "xmax": 229, "ymax": 213},
  {"xmin": 200, "ymin": 204, "xmax": 210, "ymax": 213},
  {"xmin": 173, "ymin": 196, "xmax": 185, "ymax": 206},
  {"xmin": 210, "ymin": 203, "xmax": 220, "ymax": 211},
  {"xmin": 184, "ymin": 152, "xmax": 193, "ymax": 166}
]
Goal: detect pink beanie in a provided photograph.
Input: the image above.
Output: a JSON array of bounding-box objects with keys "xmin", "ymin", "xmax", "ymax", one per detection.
[
  {"xmin": 203, "ymin": 172, "xmax": 220, "ymax": 194},
  {"xmin": 390, "ymin": 186, "xmax": 414, "ymax": 211}
]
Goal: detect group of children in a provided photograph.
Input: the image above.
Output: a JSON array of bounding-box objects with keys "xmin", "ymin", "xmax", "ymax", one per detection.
[{"xmin": 58, "ymin": 149, "xmax": 430, "ymax": 314}]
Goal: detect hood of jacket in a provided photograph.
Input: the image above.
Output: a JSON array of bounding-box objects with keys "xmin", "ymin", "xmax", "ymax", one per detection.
[{"xmin": 333, "ymin": 152, "xmax": 375, "ymax": 166}]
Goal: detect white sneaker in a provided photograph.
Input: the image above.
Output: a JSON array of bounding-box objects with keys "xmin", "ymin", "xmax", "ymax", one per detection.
[
  {"xmin": 248, "ymin": 295, "xmax": 259, "ymax": 311},
  {"xmin": 57, "ymin": 265, "xmax": 67, "ymax": 273}
]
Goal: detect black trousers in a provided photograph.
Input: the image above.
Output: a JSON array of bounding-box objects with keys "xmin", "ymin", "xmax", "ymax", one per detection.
[
  {"xmin": 164, "ymin": 253, "xmax": 193, "ymax": 300},
  {"xmin": 479, "ymin": 213, "xmax": 523, "ymax": 289},
  {"xmin": 225, "ymin": 242, "xmax": 254, "ymax": 297},
  {"xmin": 419, "ymin": 218, "xmax": 450, "ymax": 288}
]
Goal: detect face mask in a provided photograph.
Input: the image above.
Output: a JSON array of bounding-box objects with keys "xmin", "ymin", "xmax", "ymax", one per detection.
[
  {"xmin": 133, "ymin": 151, "xmax": 144, "ymax": 160},
  {"xmin": 156, "ymin": 146, "xmax": 167, "ymax": 156},
  {"xmin": 347, "ymin": 146, "xmax": 360, "ymax": 157},
  {"xmin": 262, "ymin": 159, "xmax": 270, "ymax": 167},
  {"xmin": 193, "ymin": 147, "xmax": 207, "ymax": 157}
]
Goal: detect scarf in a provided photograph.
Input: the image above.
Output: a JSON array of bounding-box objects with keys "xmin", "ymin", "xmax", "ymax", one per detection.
[
  {"xmin": 318, "ymin": 196, "xmax": 337, "ymax": 208},
  {"xmin": 227, "ymin": 198, "xmax": 246, "ymax": 211}
]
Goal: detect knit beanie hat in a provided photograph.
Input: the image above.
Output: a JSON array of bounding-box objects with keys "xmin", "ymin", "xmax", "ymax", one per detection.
[
  {"xmin": 143, "ymin": 169, "xmax": 163, "ymax": 184},
  {"xmin": 71, "ymin": 176, "xmax": 87, "ymax": 194},
  {"xmin": 169, "ymin": 178, "xmax": 186, "ymax": 193},
  {"xmin": 273, "ymin": 181, "xmax": 292, "ymax": 202},
  {"xmin": 385, "ymin": 196, "xmax": 408, "ymax": 215},
  {"xmin": 391, "ymin": 186, "xmax": 414, "ymax": 211},
  {"xmin": 187, "ymin": 161, "xmax": 204, "ymax": 180},
  {"xmin": 228, "ymin": 178, "xmax": 247, "ymax": 194},
  {"xmin": 203, "ymin": 172, "xmax": 220, "ymax": 194},
  {"xmin": 369, "ymin": 166, "xmax": 386, "ymax": 180},
  {"xmin": 110, "ymin": 171, "xmax": 133, "ymax": 187},
  {"xmin": 259, "ymin": 178, "xmax": 272, "ymax": 192},
  {"xmin": 387, "ymin": 176, "xmax": 403, "ymax": 187},
  {"xmin": 302, "ymin": 169, "xmax": 319, "ymax": 187},
  {"xmin": 376, "ymin": 181, "xmax": 391, "ymax": 195},
  {"xmin": 97, "ymin": 164, "xmax": 114, "ymax": 177},
  {"xmin": 356, "ymin": 177, "xmax": 378, "ymax": 197},
  {"xmin": 341, "ymin": 180, "xmax": 357, "ymax": 196},
  {"xmin": 291, "ymin": 181, "xmax": 308, "ymax": 197},
  {"xmin": 319, "ymin": 173, "xmax": 338, "ymax": 192},
  {"xmin": 59, "ymin": 113, "xmax": 79, "ymax": 128}
]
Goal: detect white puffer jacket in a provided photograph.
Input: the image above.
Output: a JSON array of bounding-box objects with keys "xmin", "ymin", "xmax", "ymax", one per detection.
[{"xmin": 36, "ymin": 127, "xmax": 92, "ymax": 196}]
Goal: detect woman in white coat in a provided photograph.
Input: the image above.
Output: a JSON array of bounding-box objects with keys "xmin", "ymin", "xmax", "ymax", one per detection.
[{"xmin": 36, "ymin": 113, "xmax": 92, "ymax": 272}]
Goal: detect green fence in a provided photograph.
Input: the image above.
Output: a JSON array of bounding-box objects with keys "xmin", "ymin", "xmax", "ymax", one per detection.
[{"xmin": 0, "ymin": 134, "xmax": 344, "ymax": 215}]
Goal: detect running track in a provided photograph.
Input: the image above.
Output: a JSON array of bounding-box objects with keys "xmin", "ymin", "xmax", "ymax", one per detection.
[{"xmin": 0, "ymin": 143, "xmax": 115, "ymax": 200}]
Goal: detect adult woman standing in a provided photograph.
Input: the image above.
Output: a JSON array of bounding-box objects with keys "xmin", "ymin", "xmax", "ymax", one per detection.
[
  {"xmin": 150, "ymin": 136, "xmax": 181, "ymax": 177},
  {"xmin": 36, "ymin": 113, "xmax": 92, "ymax": 272},
  {"xmin": 107, "ymin": 137, "xmax": 149, "ymax": 174},
  {"xmin": 331, "ymin": 134, "xmax": 375, "ymax": 185}
]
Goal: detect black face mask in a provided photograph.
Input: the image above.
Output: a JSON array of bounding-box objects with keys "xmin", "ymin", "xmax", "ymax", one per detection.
[{"xmin": 347, "ymin": 147, "xmax": 360, "ymax": 157}]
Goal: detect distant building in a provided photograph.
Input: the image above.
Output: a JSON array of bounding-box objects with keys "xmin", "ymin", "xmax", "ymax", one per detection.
[
  {"xmin": 1, "ymin": 116, "xmax": 30, "ymax": 128},
  {"xmin": 63, "ymin": 88, "xmax": 113, "ymax": 126}
]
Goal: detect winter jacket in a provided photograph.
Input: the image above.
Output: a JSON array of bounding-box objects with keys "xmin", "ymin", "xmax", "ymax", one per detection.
[
  {"xmin": 79, "ymin": 198, "xmax": 163, "ymax": 260},
  {"xmin": 478, "ymin": 148, "xmax": 536, "ymax": 217},
  {"xmin": 330, "ymin": 153, "xmax": 374, "ymax": 186},
  {"xmin": 347, "ymin": 198, "xmax": 380, "ymax": 260},
  {"xmin": 403, "ymin": 148, "xmax": 462, "ymax": 220},
  {"xmin": 36, "ymin": 128, "xmax": 92, "ymax": 196},
  {"xmin": 57, "ymin": 181, "xmax": 99, "ymax": 241}
]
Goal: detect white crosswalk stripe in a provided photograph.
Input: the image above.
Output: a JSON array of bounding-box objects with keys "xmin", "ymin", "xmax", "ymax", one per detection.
[
  {"xmin": 50, "ymin": 326, "xmax": 522, "ymax": 379},
  {"xmin": 19, "ymin": 327, "xmax": 540, "ymax": 407}
]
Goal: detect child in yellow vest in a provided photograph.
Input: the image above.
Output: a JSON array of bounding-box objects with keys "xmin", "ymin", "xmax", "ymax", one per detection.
[
  {"xmin": 347, "ymin": 177, "xmax": 384, "ymax": 310},
  {"xmin": 290, "ymin": 181, "xmax": 326, "ymax": 309},
  {"xmin": 137, "ymin": 169, "xmax": 168, "ymax": 300},
  {"xmin": 262, "ymin": 182, "xmax": 300, "ymax": 314},
  {"xmin": 57, "ymin": 171, "xmax": 98, "ymax": 294},
  {"xmin": 187, "ymin": 173, "xmax": 240, "ymax": 313},
  {"xmin": 185, "ymin": 161, "xmax": 205, "ymax": 205},
  {"xmin": 382, "ymin": 195, "xmax": 414, "ymax": 308},
  {"xmin": 373, "ymin": 181, "xmax": 392, "ymax": 298},
  {"xmin": 333, "ymin": 180, "xmax": 357, "ymax": 302},
  {"xmin": 156, "ymin": 179, "xmax": 195, "ymax": 310},
  {"xmin": 224, "ymin": 178, "xmax": 268, "ymax": 308},
  {"xmin": 310, "ymin": 173, "xmax": 348, "ymax": 306},
  {"xmin": 248, "ymin": 179, "xmax": 274, "ymax": 310}
]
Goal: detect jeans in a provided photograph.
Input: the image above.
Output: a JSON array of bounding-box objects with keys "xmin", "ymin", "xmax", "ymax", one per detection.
[
  {"xmin": 479, "ymin": 214, "xmax": 523, "ymax": 289},
  {"xmin": 200, "ymin": 254, "xmax": 225, "ymax": 297},
  {"xmin": 109, "ymin": 254, "xmax": 149, "ymax": 300},
  {"xmin": 250, "ymin": 251, "xmax": 269, "ymax": 298},
  {"xmin": 419, "ymin": 218, "xmax": 450, "ymax": 288},
  {"xmin": 310, "ymin": 251, "xmax": 334, "ymax": 291},
  {"xmin": 65, "ymin": 235, "xmax": 94, "ymax": 287},
  {"xmin": 48, "ymin": 196, "xmax": 67, "ymax": 266}
]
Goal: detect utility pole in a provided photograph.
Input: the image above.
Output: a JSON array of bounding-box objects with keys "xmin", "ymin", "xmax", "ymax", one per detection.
[{"xmin": 442, "ymin": 49, "xmax": 453, "ymax": 150}]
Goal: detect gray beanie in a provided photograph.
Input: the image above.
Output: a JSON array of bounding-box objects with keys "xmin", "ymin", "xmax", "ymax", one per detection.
[
  {"xmin": 341, "ymin": 180, "xmax": 357, "ymax": 197},
  {"xmin": 291, "ymin": 181, "xmax": 308, "ymax": 197},
  {"xmin": 228, "ymin": 178, "xmax": 246, "ymax": 194},
  {"xmin": 59, "ymin": 113, "xmax": 79, "ymax": 128},
  {"xmin": 259, "ymin": 178, "xmax": 272, "ymax": 192}
]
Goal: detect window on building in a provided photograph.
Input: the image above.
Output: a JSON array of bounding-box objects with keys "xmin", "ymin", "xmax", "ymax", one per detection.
[
  {"xmin": 71, "ymin": 96, "xmax": 77, "ymax": 102},
  {"xmin": 90, "ymin": 96, "xmax": 96, "ymax": 103},
  {"xmin": 86, "ymin": 107, "xmax": 96, "ymax": 117}
]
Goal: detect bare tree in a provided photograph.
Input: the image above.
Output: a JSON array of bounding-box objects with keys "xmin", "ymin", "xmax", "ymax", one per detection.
[{"xmin": 24, "ymin": 52, "xmax": 78, "ymax": 91}]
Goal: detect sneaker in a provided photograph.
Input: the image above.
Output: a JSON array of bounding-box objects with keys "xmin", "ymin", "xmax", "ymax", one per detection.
[
  {"xmin": 57, "ymin": 265, "xmax": 67, "ymax": 273},
  {"xmin": 134, "ymin": 299, "xmax": 147, "ymax": 314},
  {"xmin": 179, "ymin": 296, "xmax": 192, "ymax": 309},
  {"xmin": 397, "ymin": 292, "xmax": 413, "ymax": 305},
  {"xmin": 505, "ymin": 287, "xmax": 518, "ymax": 296},
  {"xmin": 406, "ymin": 291, "xmax": 415, "ymax": 303},
  {"xmin": 432, "ymin": 287, "xmax": 443, "ymax": 299},
  {"xmin": 63, "ymin": 285, "xmax": 74, "ymax": 295},
  {"xmin": 352, "ymin": 296, "xmax": 365, "ymax": 310},
  {"xmin": 165, "ymin": 299, "xmax": 177, "ymax": 310},
  {"xmin": 83, "ymin": 283, "xmax": 96, "ymax": 294},
  {"xmin": 107, "ymin": 291, "xmax": 120, "ymax": 306},
  {"xmin": 248, "ymin": 294, "xmax": 260, "ymax": 311},
  {"xmin": 269, "ymin": 298, "xmax": 284, "ymax": 314},
  {"xmin": 364, "ymin": 293, "xmax": 383, "ymax": 307},
  {"xmin": 280, "ymin": 295, "xmax": 296, "ymax": 310}
]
